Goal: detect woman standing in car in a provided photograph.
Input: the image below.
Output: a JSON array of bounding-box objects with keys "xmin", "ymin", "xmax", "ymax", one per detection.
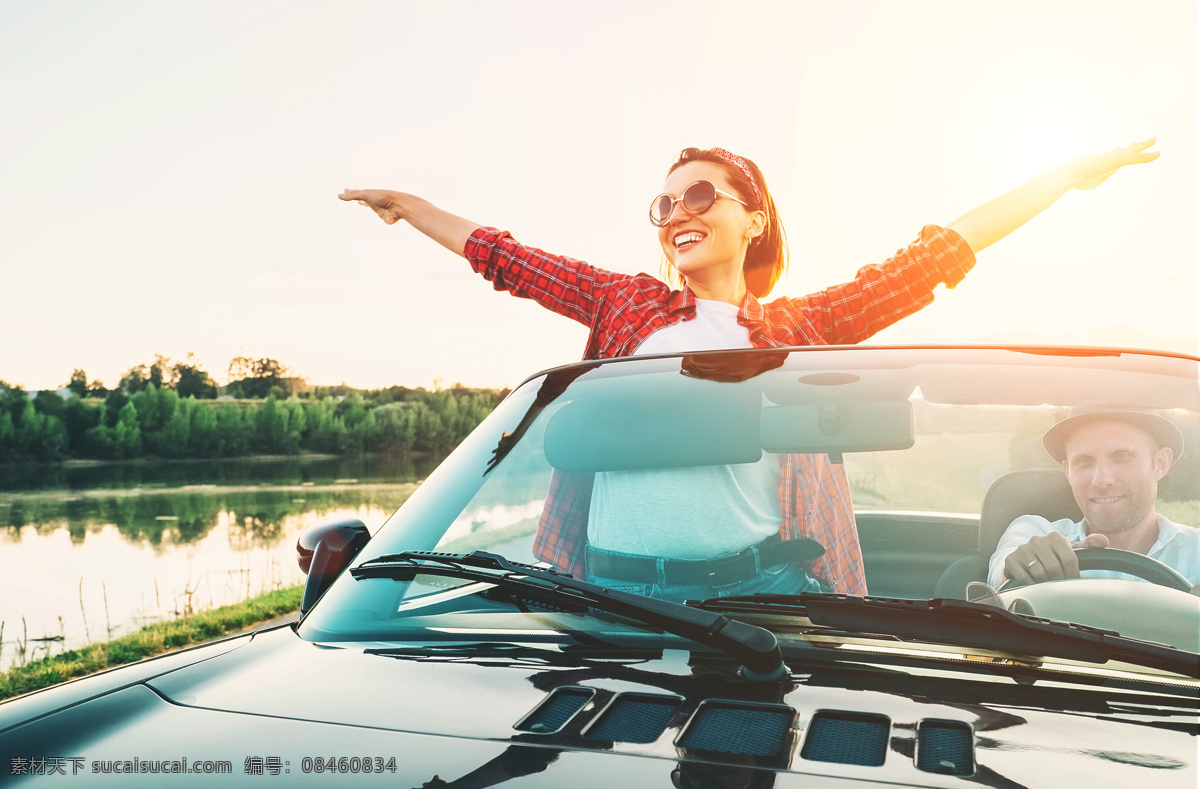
[{"xmin": 341, "ymin": 140, "xmax": 1158, "ymax": 599}]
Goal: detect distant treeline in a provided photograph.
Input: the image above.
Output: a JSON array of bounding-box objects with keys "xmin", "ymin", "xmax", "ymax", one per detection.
[{"xmin": 0, "ymin": 383, "xmax": 507, "ymax": 463}]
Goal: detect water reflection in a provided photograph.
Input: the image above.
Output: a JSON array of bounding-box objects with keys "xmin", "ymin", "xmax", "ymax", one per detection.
[
  {"xmin": 2, "ymin": 487, "xmax": 413, "ymax": 546},
  {"xmin": 0, "ymin": 453, "xmax": 440, "ymax": 492},
  {"xmin": 0, "ymin": 455, "xmax": 439, "ymax": 671}
]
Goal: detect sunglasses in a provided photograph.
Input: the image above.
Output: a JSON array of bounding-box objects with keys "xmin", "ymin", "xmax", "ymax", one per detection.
[{"xmin": 649, "ymin": 180, "xmax": 750, "ymax": 227}]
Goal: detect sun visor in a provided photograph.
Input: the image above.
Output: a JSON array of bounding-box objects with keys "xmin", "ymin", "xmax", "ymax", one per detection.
[
  {"xmin": 543, "ymin": 380, "xmax": 763, "ymax": 472},
  {"xmin": 760, "ymin": 401, "xmax": 915, "ymax": 457},
  {"xmin": 916, "ymin": 361, "xmax": 1200, "ymax": 409}
]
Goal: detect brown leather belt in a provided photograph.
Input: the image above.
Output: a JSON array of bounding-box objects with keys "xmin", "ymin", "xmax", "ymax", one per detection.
[{"xmin": 585, "ymin": 536, "xmax": 825, "ymax": 587}]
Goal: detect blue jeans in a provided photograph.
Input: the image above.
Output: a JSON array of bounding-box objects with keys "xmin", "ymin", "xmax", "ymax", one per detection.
[{"xmin": 587, "ymin": 549, "xmax": 825, "ymax": 605}]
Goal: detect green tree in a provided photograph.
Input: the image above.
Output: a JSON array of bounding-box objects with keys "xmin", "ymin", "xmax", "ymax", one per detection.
[
  {"xmin": 0, "ymin": 410, "xmax": 15, "ymax": 462},
  {"xmin": 80, "ymin": 423, "xmax": 117, "ymax": 459},
  {"xmin": 228, "ymin": 357, "xmax": 292, "ymax": 399},
  {"xmin": 159, "ymin": 397, "xmax": 193, "ymax": 458},
  {"xmin": 172, "ymin": 353, "xmax": 219, "ymax": 399},
  {"xmin": 281, "ymin": 400, "xmax": 306, "ymax": 454},
  {"xmin": 0, "ymin": 381, "xmax": 27, "ymax": 424},
  {"xmin": 254, "ymin": 394, "xmax": 289, "ymax": 453},
  {"xmin": 215, "ymin": 403, "xmax": 249, "ymax": 457},
  {"xmin": 285, "ymin": 400, "xmax": 307, "ymax": 436},
  {"xmin": 132, "ymin": 385, "xmax": 177, "ymax": 435},
  {"xmin": 336, "ymin": 393, "xmax": 368, "ymax": 428},
  {"xmin": 15, "ymin": 401, "xmax": 68, "ymax": 460},
  {"xmin": 305, "ymin": 399, "xmax": 331, "ymax": 451},
  {"xmin": 305, "ymin": 399, "xmax": 346, "ymax": 453},
  {"xmin": 103, "ymin": 389, "xmax": 130, "ymax": 428},
  {"xmin": 119, "ymin": 364, "xmax": 150, "ymax": 394},
  {"xmin": 33, "ymin": 390, "xmax": 66, "ymax": 419},
  {"xmin": 348, "ymin": 408, "xmax": 378, "ymax": 454},
  {"xmin": 66, "ymin": 369, "xmax": 88, "ymax": 398},
  {"xmin": 463, "ymin": 391, "xmax": 499, "ymax": 435},
  {"xmin": 373, "ymin": 402, "xmax": 417, "ymax": 455},
  {"xmin": 149, "ymin": 354, "xmax": 170, "ymax": 389},
  {"xmin": 121, "ymin": 355, "xmax": 172, "ymax": 394},
  {"xmin": 431, "ymin": 389, "xmax": 463, "ymax": 441},
  {"xmin": 189, "ymin": 401, "xmax": 218, "ymax": 456},
  {"xmin": 113, "ymin": 401, "xmax": 142, "ymax": 458},
  {"xmin": 12, "ymin": 400, "xmax": 39, "ymax": 457},
  {"xmin": 61, "ymin": 398, "xmax": 100, "ymax": 452},
  {"xmin": 412, "ymin": 402, "xmax": 448, "ymax": 454}
]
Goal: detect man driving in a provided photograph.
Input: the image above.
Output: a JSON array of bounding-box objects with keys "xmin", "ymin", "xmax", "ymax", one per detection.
[{"xmin": 989, "ymin": 407, "xmax": 1200, "ymax": 587}]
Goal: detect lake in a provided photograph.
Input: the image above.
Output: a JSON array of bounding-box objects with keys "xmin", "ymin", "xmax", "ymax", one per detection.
[{"xmin": 0, "ymin": 454, "xmax": 440, "ymax": 672}]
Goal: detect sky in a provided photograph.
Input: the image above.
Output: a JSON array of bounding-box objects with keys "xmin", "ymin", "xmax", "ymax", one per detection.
[{"xmin": 2, "ymin": 0, "xmax": 1196, "ymax": 391}]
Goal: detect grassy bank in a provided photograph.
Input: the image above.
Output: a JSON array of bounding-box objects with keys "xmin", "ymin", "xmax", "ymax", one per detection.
[{"xmin": 0, "ymin": 583, "xmax": 303, "ymax": 702}]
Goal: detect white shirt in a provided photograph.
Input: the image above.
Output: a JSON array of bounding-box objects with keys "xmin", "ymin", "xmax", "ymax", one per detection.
[
  {"xmin": 988, "ymin": 513, "xmax": 1200, "ymax": 588},
  {"xmin": 632, "ymin": 297, "xmax": 753, "ymax": 355},
  {"xmin": 588, "ymin": 298, "xmax": 782, "ymax": 559}
]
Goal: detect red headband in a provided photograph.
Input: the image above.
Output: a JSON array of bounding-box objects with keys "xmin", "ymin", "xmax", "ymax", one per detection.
[{"xmin": 712, "ymin": 147, "xmax": 762, "ymax": 204}]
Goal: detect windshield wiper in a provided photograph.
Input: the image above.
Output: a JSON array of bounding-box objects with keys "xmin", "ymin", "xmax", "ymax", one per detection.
[
  {"xmin": 351, "ymin": 550, "xmax": 788, "ymax": 681},
  {"xmin": 690, "ymin": 594, "xmax": 1200, "ymax": 678}
]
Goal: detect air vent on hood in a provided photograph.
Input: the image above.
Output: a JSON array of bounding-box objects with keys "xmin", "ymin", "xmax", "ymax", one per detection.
[
  {"xmin": 676, "ymin": 701, "xmax": 795, "ymax": 756},
  {"xmin": 800, "ymin": 711, "xmax": 890, "ymax": 766},
  {"xmin": 583, "ymin": 693, "xmax": 681, "ymax": 744},
  {"xmin": 915, "ymin": 720, "xmax": 974, "ymax": 776},
  {"xmin": 513, "ymin": 687, "xmax": 595, "ymax": 734}
]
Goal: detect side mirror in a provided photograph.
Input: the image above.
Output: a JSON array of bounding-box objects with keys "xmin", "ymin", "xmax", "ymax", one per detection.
[{"xmin": 297, "ymin": 517, "xmax": 371, "ymax": 614}]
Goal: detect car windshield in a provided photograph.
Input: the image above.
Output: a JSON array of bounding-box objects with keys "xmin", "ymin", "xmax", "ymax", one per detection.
[{"xmin": 300, "ymin": 346, "xmax": 1200, "ymax": 676}]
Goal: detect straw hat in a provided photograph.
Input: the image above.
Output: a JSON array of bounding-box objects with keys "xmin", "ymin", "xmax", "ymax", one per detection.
[{"xmin": 1042, "ymin": 406, "xmax": 1184, "ymax": 463}]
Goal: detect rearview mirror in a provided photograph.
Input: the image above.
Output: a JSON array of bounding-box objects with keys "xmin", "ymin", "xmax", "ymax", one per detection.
[{"xmin": 760, "ymin": 401, "xmax": 914, "ymax": 462}]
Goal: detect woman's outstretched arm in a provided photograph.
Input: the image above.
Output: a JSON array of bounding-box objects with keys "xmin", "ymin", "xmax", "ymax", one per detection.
[
  {"xmin": 339, "ymin": 189, "xmax": 481, "ymax": 256},
  {"xmin": 947, "ymin": 138, "xmax": 1159, "ymax": 254}
]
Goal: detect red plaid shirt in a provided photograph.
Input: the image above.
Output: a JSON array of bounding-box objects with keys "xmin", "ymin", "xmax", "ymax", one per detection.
[{"xmin": 464, "ymin": 225, "xmax": 975, "ymax": 594}]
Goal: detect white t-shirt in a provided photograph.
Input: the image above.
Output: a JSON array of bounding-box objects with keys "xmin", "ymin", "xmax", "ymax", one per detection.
[
  {"xmin": 632, "ymin": 297, "xmax": 754, "ymax": 355},
  {"xmin": 988, "ymin": 513, "xmax": 1200, "ymax": 587},
  {"xmin": 588, "ymin": 299, "xmax": 782, "ymax": 559}
]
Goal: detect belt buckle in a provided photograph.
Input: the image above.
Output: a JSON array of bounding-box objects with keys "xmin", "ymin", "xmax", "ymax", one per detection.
[
  {"xmin": 705, "ymin": 553, "xmax": 751, "ymax": 590},
  {"xmin": 706, "ymin": 572, "xmax": 743, "ymax": 591}
]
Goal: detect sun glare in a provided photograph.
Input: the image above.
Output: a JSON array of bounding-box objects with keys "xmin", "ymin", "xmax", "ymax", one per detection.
[{"xmin": 987, "ymin": 79, "xmax": 1115, "ymax": 182}]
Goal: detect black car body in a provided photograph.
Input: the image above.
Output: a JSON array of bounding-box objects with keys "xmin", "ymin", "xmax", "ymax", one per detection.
[{"xmin": 3, "ymin": 346, "xmax": 1198, "ymax": 787}]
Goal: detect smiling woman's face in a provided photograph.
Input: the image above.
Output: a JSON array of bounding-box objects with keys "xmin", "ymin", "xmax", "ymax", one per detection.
[{"xmin": 657, "ymin": 161, "xmax": 760, "ymax": 291}]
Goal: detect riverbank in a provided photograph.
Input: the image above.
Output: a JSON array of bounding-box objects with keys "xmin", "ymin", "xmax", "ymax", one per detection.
[
  {"xmin": 0, "ymin": 450, "xmax": 440, "ymax": 471},
  {"xmin": 0, "ymin": 449, "xmax": 443, "ymax": 502},
  {"xmin": 0, "ymin": 583, "xmax": 303, "ymax": 702},
  {"xmin": 0, "ymin": 479, "xmax": 420, "ymax": 504},
  {"xmin": 55, "ymin": 452, "xmax": 341, "ymax": 468}
]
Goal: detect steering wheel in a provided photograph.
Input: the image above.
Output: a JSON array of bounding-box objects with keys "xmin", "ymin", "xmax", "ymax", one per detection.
[{"xmin": 999, "ymin": 547, "xmax": 1193, "ymax": 593}]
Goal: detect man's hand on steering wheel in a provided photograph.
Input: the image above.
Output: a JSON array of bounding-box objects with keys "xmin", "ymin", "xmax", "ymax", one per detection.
[{"xmin": 1003, "ymin": 532, "xmax": 1110, "ymax": 585}]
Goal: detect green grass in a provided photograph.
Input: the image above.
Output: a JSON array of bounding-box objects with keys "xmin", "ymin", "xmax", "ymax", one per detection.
[{"xmin": 0, "ymin": 584, "xmax": 303, "ymax": 702}]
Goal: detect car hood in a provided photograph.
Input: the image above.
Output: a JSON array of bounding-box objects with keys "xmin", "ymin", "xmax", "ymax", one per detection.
[{"xmin": 2, "ymin": 624, "xmax": 1198, "ymax": 787}]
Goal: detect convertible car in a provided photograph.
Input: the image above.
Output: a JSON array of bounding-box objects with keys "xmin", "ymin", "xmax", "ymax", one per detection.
[{"xmin": 3, "ymin": 345, "xmax": 1198, "ymax": 787}]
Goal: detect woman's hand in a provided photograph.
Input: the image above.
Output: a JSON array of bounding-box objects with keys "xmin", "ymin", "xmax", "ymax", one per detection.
[
  {"xmin": 339, "ymin": 189, "xmax": 409, "ymax": 224},
  {"xmin": 1060, "ymin": 138, "xmax": 1160, "ymax": 191},
  {"xmin": 339, "ymin": 189, "xmax": 481, "ymax": 257},
  {"xmin": 948, "ymin": 137, "xmax": 1160, "ymax": 254}
]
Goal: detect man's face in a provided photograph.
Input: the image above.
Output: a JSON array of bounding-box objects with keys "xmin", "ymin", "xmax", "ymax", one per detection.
[{"xmin": 1062, "ymin": 419, "xmax": 1173, "ymax": 536}]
